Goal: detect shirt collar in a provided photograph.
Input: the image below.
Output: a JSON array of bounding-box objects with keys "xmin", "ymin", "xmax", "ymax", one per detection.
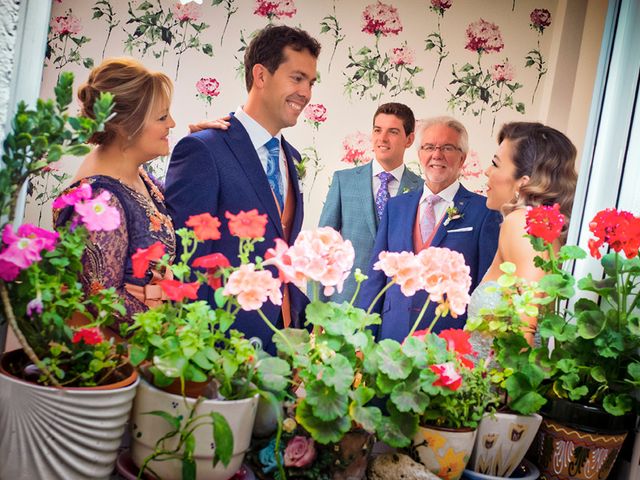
[
  {"xmin": 420, "ymin": 180, "xmax": 460, "ymax": 204},
  {"xmin": 371, "ymin": 160, "xmax": 405, "ymax": 182},
  {"xmin": 234, "ymin": 105, "xmax": 282, "ymax": 149}
]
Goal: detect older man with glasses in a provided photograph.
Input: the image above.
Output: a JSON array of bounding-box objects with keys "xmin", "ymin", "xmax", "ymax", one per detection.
[{"xmin": 358, "ymin": 116, "xmax": 501, "ymax": 342}]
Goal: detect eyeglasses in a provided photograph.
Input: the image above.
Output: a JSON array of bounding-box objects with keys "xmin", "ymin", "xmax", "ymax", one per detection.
[{"xmin": 420, "ymin": 144, "xmax": 462, "ymax": 154}]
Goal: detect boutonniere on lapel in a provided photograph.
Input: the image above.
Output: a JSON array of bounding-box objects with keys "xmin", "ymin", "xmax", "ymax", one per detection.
[
  {"xmin": 293, "ymin": 155, "xmax": 307, "ymax": 182},
  {"xmin": 402, "ymin": 187, "xmax": 411, "ymax": 194},
  {"xmin": 443, "ymin": 205, "xmax": 464, "ymax": 226}
]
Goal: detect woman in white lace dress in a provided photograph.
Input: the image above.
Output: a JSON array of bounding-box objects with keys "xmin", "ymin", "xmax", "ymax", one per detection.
[{"xmin": 467, "ymin": 122, "xmax": 577, "ymax": 358}]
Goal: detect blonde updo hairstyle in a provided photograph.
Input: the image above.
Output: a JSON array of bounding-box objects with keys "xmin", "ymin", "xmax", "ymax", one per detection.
[
  {"xmin": 499, "ymin": 122, "xmax": 577, "ymax": 242},
  {"xmin": 77, "ymin": 57, "xmax": 173, "ymax": 146}
]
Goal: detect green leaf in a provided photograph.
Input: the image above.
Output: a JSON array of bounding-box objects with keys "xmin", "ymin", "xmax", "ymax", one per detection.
[
  {"xmin": 255, "ymin": 356, "xmax": 290, "ymax": 392},
  {"xmin": 390, "ymin": 379, "xmax": 429, "ymax": 413},
  {"xmin": 145, "ymin": 410, "xmax": 181, "ymax": 431},
  {"xmin": 376, "ymin": 404, "xmax": 418, "ymax": 448},
  {"xmin": 211, "ymin": 411, "xmax": 234, "ymax": 467},
  {"xmin": 576, "ymin": 308, "xmax": 606, "ymax": 339},
  {"xmin": 182, "ymin": 433, "xmax": 196, "ymax": 480},
  {"xmin": 350, "ymin": 404, "xmax": 382, "ymax": 432},
  {"xmin": 129, "ymin": 344, "xmax": 148, "ymax": 366},
  {"xmin": 603, "ymin": 393, "xmax": 633, "ymax": 416},
  {"xmin": 306, "ymin": 380, "xmax": 348, "ymax": 421},
  {"xmin": 296, "ymin": 399, "xmax": 351, "ymax": 444},
  {"xmin": 320, "ymin": 354, "xmax": 354, "ymax": 394},
  {"xmin": 376, "ymin": 339, "xmax": 412, "ymax": 380}
]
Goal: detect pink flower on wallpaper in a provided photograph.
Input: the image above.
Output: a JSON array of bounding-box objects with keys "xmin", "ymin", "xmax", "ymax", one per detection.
[
  {"xmin": 430, "ymin": 0, "xmax": 452, "ymax": 11},
  {"xmin": 465, "ymin": 18, "xmax": 504, "ymax": 54},
  {"xmin": 361, "ymin": 1, "xmax": 403, "ymax": 37},
  {"xmin": 50, "ymin": 13, "xmax": 82, "ymax": 36},
  {"xmin": 254, "ymin": 0, "xmax": 297, "ymax": 19},
  {"xmin": 172, "ymin": 2, "xmax": 202, "ymax": 22},
  {"xmin": 341, "ymin": 131, "xmax": 373, "ymax": 166},
  {"xmin": 304, "ymin": 104, "xmax": 327, "ymax": 123},
  {"xmin": 461, "ymin": 150, "xmax": 484, "ymax": 180},
  {"xmin": 491, "ymin": 60, "xmax": 515, "ymax": 82},
  {"xmin": 196, "ymin": 77, "xmax": 220, "ymax": 98},
  {"xmin": 530, "ymin": 8, "xmax": 552, "ymax": 33},
  {"xmin": 390, "ymin": 44, "xmax": 415, "ymax": 65}
]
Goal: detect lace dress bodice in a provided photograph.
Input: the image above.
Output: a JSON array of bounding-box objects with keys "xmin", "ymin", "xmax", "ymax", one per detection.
[{"xmin": 467, "ymin": 281, "xmax": 502, "ymax": 364}]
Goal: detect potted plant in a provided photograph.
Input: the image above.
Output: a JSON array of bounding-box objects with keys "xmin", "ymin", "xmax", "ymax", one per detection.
[
  {"xmin": 125, "ymin": 211, "xmax": 292, "ymax": 480},
  {"xmin": 465, "ymin": 263, "xmax": 548, "ymax": 477},
  {"xmin": 520, "ymin": 204, "xmax": 640, "ymax": 480},
  {"xmin": 0, "ymin": 73, "xmax": 140, "ymax": 480},
  {"xmin": 255, "ymin": 235, "xmax": 495, "ymax": 480}
]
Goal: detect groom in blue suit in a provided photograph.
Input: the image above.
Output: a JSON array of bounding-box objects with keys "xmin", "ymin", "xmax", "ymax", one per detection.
[
  {"xmin": 358, "ymin": 116, "xmax": 501, "ymax": 342},
  {"xmin": 164, "ymin": 26, "xmax": 321, "ymax": 352}
]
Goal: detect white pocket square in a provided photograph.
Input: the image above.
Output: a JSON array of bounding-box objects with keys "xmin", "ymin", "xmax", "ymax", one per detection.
[{"xmin": 447, "ymin": 226, "xmax": 473, "ymax": 233}]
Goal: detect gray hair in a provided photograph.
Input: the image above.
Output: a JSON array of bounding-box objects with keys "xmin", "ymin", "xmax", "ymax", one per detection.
[{"xmin": 415, "ymin": 116, "xmax": 469, "ymax": 154}]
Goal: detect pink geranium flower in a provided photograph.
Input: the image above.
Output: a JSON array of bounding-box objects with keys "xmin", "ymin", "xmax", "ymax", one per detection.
[
  {"xmin": 223, "ymin": 264, "xmax": 282, "ymax": 311},
  {"xmin": 374, "ymin": 251, "xmax": 424, "ymax": 296},
  {"xmin": 74, "ymin": 191, "xmax": 121, "ymax": 232},
  {"xmin": 264, "ymin": 228, "xmax": 354, "ymax": 297},
  {"xmin": 52, "ymin": 183, "xmax": 92, "ymax": 209}
]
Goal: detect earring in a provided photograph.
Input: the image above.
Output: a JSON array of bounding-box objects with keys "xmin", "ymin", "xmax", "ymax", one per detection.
[{"xmin": 514, "ymin": 190, "xmax": 520, "ymax": 201}]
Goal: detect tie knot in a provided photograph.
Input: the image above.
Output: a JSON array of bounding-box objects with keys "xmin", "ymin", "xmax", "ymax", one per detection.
[
  {"xmin": 426, "ymin": 194, "xmax": 441, "ymax": 206},
  {"xmin": 265, "ymin": 137, "xmax": 280, "ymax": 153},
  {"xmin": 379, "ymin": 171, "xmax": 394, "ymax": 185}
]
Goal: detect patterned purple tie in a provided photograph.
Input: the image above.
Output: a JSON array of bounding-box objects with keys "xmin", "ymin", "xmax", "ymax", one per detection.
[
  {"xmin": 375, "ymin": 171, "xmax": 394, "ymax": 220},
  {"xmin": 420, "ymin": 194, "xmax": 441, "ymax": 243}
]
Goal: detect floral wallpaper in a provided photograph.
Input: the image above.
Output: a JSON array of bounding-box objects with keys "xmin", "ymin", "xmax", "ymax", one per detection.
[{"xmin": 30, "ymin": 0, "xmax": 576, "ymax": 229}]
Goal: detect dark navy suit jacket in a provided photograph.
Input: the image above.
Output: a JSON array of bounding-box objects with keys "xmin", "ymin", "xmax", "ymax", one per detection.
[
  {"xmin": 357, "ymin": 185, "xmax": 501, "ymax": 342},
  {"xmin": 164, "ymin": 116, "xmax": 307, "ymax": 353}
]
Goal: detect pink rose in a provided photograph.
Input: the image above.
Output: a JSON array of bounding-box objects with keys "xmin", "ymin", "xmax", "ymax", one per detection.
[
  {"xmin": 465, "ymin": 18, "xmax": 504, "ymax": 54},
  {"xmin": 172, "ymin": 2, "xmax": 201, "ymax": 22},
  {"xmin": 304, "ymin": 104, "xmax": 327, "ymax": 124},
  {"xmin": 530, "ymin": 8, "xmax": 552, "ymax": 33},
  {"xmin": 341, "ymin": 131, "xmax": 373, "ymax": 165},
  {"xmin": 195, "ymin": 77, "xmax": 220, "ymax": 98},
  {"xmin": 284, "ymin": 436, "xmax": 316, "ymax": 468}
]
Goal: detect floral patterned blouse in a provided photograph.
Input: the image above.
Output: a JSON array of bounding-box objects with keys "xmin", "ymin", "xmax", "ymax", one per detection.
[{"xmin": 53, "ymin": 168, "xmax": 175, "ymax": 331}]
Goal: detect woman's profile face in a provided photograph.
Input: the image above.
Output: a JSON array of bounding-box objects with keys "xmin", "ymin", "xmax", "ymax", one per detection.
[
  {"xmin": 129, "ymin": 99, "xmax": 176, "ymax": 161},
  {"xmin": 484, "ymin": 138, "xmax": 522, "ymax": 211}
]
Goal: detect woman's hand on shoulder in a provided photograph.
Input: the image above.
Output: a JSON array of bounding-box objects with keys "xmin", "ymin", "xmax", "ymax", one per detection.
[{"xmin": 188, "ymin": 115, "xmax": 231, "ymax": 133}]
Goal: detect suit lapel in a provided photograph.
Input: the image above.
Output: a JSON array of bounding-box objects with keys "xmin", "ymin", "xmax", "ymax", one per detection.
[
  {"xmin": 356, "ymin": 163, "xmax": 378, "ymax": 237},
  {"xmin": 398, "ymin": 168, "xmax": 422, "ymax": 195},
  {"xmin": 430, "ymin": 184, "xmax": 473, "ymax": 248},
  {"xmin": 281, "ymin": 136, "xmax": 303, "ymax": 237},
  {"xmin": 223, "ymin": 117, "xmax": 283, "ymax": 237}
]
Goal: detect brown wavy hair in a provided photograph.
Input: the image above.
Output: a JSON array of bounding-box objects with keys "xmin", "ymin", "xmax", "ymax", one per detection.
[
  {"xmin": 498, "ymin": 122, "xmax": 577, "ymax": 242},
  {"xmin": 77, "ymin": 57, "xmax": 173, "ymax": 146}
]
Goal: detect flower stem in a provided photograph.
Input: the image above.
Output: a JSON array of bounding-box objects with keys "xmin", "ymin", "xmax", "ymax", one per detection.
[
  {"xmin": 257, "ymin": 308, "xmax": 294, "ymax": 352},
  {"xmin": 407, "ymin": 298, "xmax": 434, "ymax": 337},
  {"xmin": 366, "ymin": 279, "xmax": 395, "ymax": 314}
]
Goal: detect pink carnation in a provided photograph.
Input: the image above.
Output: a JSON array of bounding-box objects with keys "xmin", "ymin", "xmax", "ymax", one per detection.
[
  {"xmin": 0, "ymin": 224, "xmax": 59, "ymax": 280},
  {"xmin": 465, "ymin": 18, "xmax": 504, "ymax": 54},
  {"xmin": 341, "ymin": 131, "xmax": 373, "ymax": 166},
  {"xmin": 254, "ymin": 0, "xmax": 297, "ymax": 19},
  {"xmin": 390, "ymin": 45, "xmax": 415, "ymax": 66},
  {"xmin": 195, "ymin": 77, "xmax": 220, "ymax": 98},
  {"xmin": 52, "ymin": 183, "xmax": 92, "ymax": 209},
  {"xmin": 491, "ymin": 61, "xmax": 515, "ymax": 82},
  {"xmin": 50, "ymin": 13, "xmax": 82, "ymax": 36},
  {"xmin": 223, "ymin": 264, "xmax": 282, "ymax": 311},
  {"xmin": 264, "ymin": 228, "xmax": 355, "ymax": 297},
  {"xmin": 362, "ymin": 1, "xmax": 402, "ymax": 37},
  {"xmin": 172, "ymin": 2, "xmax": 201, "ymax": 22},
  {"xmin": 530, "ymin": 8, "xmax": 552, "ymax": 33},
  {"xmin": 304, "ymin": 104, "xmax": 327, "ymax": 124},
  {"xmin": 74, "ymin": 191, "xmax": 121, "ymax": 232}
]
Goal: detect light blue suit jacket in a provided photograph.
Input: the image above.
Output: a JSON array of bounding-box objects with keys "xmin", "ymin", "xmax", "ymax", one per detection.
[
  {"xmin": 357, "ymin": 185, "xmax": 501, "ymax": 342},
  {"xmin": 318, "ymin": 162, "xmax": 422, "ymax": 304}
]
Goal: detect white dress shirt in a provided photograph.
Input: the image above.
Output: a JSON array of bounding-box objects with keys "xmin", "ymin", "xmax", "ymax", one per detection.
[
  {"xmin": 419, "ymin": 181, "xmax": 460, "ymax": 224},
  {"xmin": 234, "ymin": 106, "xmax": 288, "ymax": 204},
  {"xmin": 371, "ymin": 161, "xmax": 406, "ymax": 198}
]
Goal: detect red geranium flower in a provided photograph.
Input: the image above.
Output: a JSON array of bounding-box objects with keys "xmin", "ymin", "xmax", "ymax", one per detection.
[
  {"xmin": 131, "ymin": 241, "xmax": 166, "ymax": 278},
  {"xmin": 193, "ymin": 253, "xmax": 231, "ymax": 289},
  {"xmin": 225, "ymin": 209, "xmax": 268, "ymax": 239},
  {"xmin": 430, "ymin": 362, "xmax": 462, "ymax": 391},
  {"xmin": 588, "ymin": 208, "xmax": 640, "ymax": 259},
  {"xmin": 438, "ymin": 328, "xmax": 476, "ymax": 369},
  {"xmin": 186, "ymin": 213, "xmax": 221, "ymax": 241},
  {"xmin": 159, "ymin": 279, "xmax": 200, "ymax": 302},
  {"xmin": 72, "ymin": 327, "xmax": 104, "ymax": 345},
  {"xmin": 525, "ymin": 203, "xmax": 565, "ymax": 244}
]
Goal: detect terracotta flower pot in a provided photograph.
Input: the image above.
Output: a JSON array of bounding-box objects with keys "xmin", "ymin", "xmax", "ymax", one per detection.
[
  {"xmin": 0, "ymin": 349, "xmax": 139, "ymax": 480},
  {"xmin": 412, "ymin": 424, "xmax": 477, "ymax": 480},
  {"xmin": 130, "ymin": 377, "xmax": 259, "ymax": 480},
  {"xmin": 528, "ymin": 398, "xmax": 633, "ymax": 480},
  {"xmin": 468, "ymin": 411, "xmax": 542, "ymax": 477}
]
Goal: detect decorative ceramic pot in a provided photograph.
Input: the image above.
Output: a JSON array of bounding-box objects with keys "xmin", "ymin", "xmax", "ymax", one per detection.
[
  {"xmin": 468, "ymin": 411, "xmax": 542, "ymax": 477},
  {"xmin": 130, "ymin": 377, "xmax": 259, "ymax": 480},
  {"xmin": 529, "ymin": 398, "xmax": 633, "ymax": 480},
  {"xmin": 412, "ymin": 424, "xmax": 477, "ymax": 480},
  {"xmin": 0, "ymin": 349, "xmax": 139, "ymax": 480}
]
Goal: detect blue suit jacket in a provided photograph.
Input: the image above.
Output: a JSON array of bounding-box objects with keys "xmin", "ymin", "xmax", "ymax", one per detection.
[
  {"xmin": 357, "ymin": 185, "xmax": 501, "ymax": 342},
  {"xmin": 164, "ymin": 116, "xmax": 307, "ymax": 353},
  {"xmin": 318, "ymin": 162, "xmax": 422, "ymax": 304}
]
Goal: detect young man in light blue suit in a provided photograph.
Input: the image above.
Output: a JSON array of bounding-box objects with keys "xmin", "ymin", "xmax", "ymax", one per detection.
[
  {"xmin": 164, "ymin": 26, "xmax": 321, "ymax": 353},
  {"xmin": 358, "ymin": 116, "xmax": 501, "ymax": 342},
  {"xmin": 318, "ymin": 103, "xmax": 423, "ymax": 304}
]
